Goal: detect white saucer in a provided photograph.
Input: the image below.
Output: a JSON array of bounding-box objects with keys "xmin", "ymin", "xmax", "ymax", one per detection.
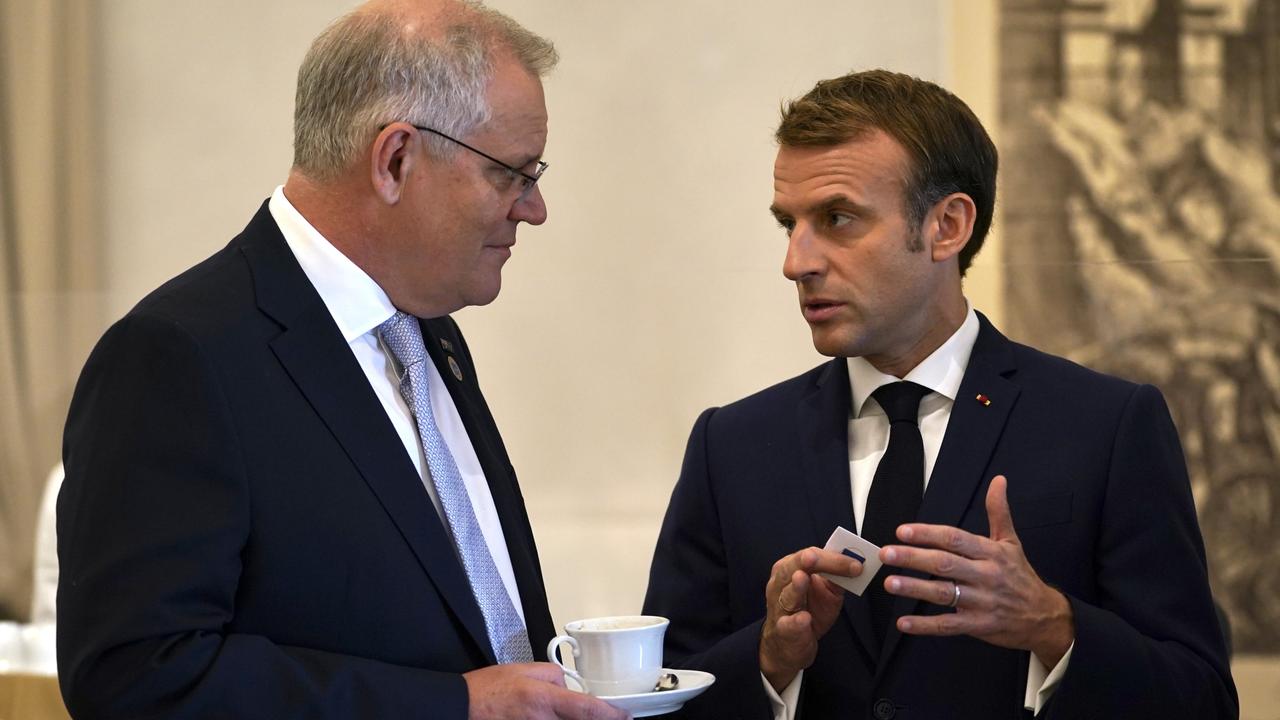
[{"xmin": 569, "ymin": 669, "xmax": 715, "ymax": 718}]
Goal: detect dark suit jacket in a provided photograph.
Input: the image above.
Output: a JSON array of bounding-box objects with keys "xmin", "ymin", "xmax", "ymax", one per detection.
[
  {"xmin": 643, "ymin": 315, "xmax": 1237, "ymax": 720},
  {"xmin": 57, "ymin": 201, "xmax": 554, "ymax": 719}
]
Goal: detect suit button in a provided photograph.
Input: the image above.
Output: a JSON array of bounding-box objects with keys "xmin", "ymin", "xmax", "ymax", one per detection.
[{"xmin": 873, "ymin": 698, "xmax": 896, "ymax": 720}]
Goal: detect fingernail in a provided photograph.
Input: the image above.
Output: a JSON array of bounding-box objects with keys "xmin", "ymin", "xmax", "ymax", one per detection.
[
  {"xmin": 900, "ymin": 618, "xmax": 913, "ymax": 631},
  {"xmin": 883, "ymin": 548, "xmax": 897, "ymax": 563},
  {"xmin": 887, "ymin": 577, "xmax": 900, "ymax": 592},
  {"xmin": 899, "ymin": 526, "xmax": 914, "ymax": 541}
]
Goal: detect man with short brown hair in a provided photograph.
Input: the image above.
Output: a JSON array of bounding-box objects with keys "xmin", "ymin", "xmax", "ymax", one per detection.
[{"xmin": 644, "ymin": 69, "xmax": 1235, "ymax": 719}]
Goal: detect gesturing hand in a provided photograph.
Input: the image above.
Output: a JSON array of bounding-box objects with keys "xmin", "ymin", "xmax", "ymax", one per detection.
[
  {"xmin": 879, "ymin": 475, "xmax": 1075, "ymax": 667},
  {"xmin": 464, "ymin": 663, "xmax": 631, "ymax": 720},
  {"xmin": 758, "ymin": 547, "xmax": 861, "ymax": 692}
]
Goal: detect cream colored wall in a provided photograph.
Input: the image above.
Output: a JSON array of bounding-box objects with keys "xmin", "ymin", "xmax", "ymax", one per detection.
[
  {"xmin": 100, "ymin": 0, "xmax": 351, "ymax": 300},
  {"xmin": 99, "ymin": 0, "xmax": 951, "ymax": 633}
]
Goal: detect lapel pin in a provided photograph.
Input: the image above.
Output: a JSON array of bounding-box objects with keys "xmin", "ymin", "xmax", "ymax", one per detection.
[
  {"xmin": 440, "ymin": 338, "xmax": 454, "ymax": 353},
  {"xmin": 975, "ymin": 393, "xmax": 991, "ymax": 407},
  {"xmin": 448, "ymin": 355, "xmax": 464, "ymax": 381}
]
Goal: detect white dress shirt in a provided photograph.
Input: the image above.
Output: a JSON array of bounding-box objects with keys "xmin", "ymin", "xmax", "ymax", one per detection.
[
  {"xmin": 268, "ymin": 186, "xmax": 525, "ymax": 623},
  {"xmin": 765, "ymin": 305, "xmax": 1071, "ymax": 719}
]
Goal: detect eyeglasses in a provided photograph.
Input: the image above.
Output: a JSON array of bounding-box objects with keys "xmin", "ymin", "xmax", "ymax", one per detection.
[{"xmin": 412, "ymin": 125, "xmax": 548, "ymax": 199}]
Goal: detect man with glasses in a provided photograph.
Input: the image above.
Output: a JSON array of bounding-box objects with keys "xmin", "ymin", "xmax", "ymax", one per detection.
[{"xmin": 58, "ymin": 2, "xmax": 624, "ymax": 719}]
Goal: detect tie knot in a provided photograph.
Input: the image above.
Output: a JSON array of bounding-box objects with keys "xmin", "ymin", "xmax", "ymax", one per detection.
[
  {"xmin": 377, "ymin": 311, "xmax": 427, "ymax": 368},
  {"xmin": 872, "ymin": 381, "xmax": 930, "ymax": 425}
]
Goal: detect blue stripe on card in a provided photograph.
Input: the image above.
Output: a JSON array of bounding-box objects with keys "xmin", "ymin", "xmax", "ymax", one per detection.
[{"xmin": 841, "ymin": 548, "xmax": 866, "ymax": 563}]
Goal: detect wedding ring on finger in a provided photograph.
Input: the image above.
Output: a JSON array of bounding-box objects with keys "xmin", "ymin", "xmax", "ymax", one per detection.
[{"xmin": 947, "ymin": 581, "xmax": 962, "ymax": 609}]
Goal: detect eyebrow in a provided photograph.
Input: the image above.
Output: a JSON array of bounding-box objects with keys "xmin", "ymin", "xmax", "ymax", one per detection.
[
  {"xmin": 512, "ymin": 153, "xmax": 543, "ymax": 170},
  {"xmin": 770, "ymin": 194, "xmax": 872, "ymax": 221}
]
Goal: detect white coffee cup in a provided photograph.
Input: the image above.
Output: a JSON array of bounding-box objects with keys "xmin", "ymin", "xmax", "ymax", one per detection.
[{"xmin": 546, "ymin": 615, "xmax": 668, "ymax": 696}]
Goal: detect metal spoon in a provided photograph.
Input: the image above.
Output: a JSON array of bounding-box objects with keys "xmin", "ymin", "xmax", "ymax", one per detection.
[{"xmin": 653, "ymin": 672, "xmax": 679, "ymax": 692}]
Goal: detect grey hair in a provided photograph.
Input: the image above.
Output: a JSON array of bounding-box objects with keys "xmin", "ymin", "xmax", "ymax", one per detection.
[{"xmin": 292, "ymin": 2, "xmax": 558, "ymax": 181}]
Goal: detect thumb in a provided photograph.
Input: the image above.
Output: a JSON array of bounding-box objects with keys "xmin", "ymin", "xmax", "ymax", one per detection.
[
  {"xmin": 985, "ymin": 475, "xmax": 1019, "ymax": 543},
  {"xmin": 558, "ymin": 687, "xmax": 630, "ymax": 720}
]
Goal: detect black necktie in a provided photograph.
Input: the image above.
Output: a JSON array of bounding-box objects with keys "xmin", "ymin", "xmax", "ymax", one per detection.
[{"xmin": 862, "ymin": 381, "xmax": 930, "ymax": 648}]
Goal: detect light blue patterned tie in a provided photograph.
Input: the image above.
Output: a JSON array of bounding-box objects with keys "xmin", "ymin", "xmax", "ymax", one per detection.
[{"xmin": 378, "ymin": 311, "xmax": 534, "ymax": 664}]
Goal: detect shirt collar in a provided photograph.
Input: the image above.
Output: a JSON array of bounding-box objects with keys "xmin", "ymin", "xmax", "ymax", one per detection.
[
  {"xmin": 846, "ymin": 304, "xmax": 980, "ymax": 417},
  {"xmin": 269, "ymin": 185, "xmax": 397, "ymax": 341}
]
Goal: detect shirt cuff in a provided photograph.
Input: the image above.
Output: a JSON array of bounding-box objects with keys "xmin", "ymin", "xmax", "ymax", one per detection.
[
  {"xmin": 761, "ymin": 669, "xmax": 803, "ymax": 720},
  {"xmin": 1023, "ymin": 642, "xmax": 1074, "ymax": 715}
]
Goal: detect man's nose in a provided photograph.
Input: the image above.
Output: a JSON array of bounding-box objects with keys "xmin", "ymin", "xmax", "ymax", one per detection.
[
  {"xmin": 782, "ymin": 223, "xmax": 823, "ymax": 282},
  {"xmin": 510, "ymin": 184, "xmax": 547, "ymax": 225}
]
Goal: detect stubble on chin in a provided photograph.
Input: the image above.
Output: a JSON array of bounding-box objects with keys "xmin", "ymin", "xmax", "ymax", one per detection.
[{"xmin": 809, "ymin": 325, "xmax": 855, "ymax": 359}]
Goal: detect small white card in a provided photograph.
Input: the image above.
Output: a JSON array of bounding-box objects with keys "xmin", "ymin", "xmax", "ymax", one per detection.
[{"xmin": 819, "ymin": 526, "xmax": 883, "ymax": 596}]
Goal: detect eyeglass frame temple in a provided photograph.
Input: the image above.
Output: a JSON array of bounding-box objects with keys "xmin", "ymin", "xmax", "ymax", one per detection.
[{"xmin": 411, "ymin": 125, "xmax": 547, "ymax": 188}]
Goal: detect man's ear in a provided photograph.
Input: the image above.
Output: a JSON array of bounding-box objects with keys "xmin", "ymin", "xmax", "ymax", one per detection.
[
  {"xmin": 927, "ymin": 192, "xmax": 976, "ymax": 263},
  {"xmin": 370, "ymin": 124, "xmax": 416, "ymax": 205}
]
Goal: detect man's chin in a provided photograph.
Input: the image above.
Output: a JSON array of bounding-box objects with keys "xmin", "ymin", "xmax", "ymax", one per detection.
[
  {"xmin": 808, "ymin": 326, "xmax": 859, "ymax": 359},
  {"xmin": 464, "ymin": 277, "xmax": 503, "ymax": 309}
]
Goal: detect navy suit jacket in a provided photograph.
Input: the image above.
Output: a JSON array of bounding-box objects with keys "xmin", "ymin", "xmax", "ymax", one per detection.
[
  {"xmin": 58, "ymin": 202, "xmax": 554, "ymax": 719},
  {"xmin": 643, "ymin": 314, "xmax": 1236, "ymax": 720}
]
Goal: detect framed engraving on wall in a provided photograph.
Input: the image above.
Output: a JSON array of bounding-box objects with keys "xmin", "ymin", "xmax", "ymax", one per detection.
[{"xmin": 995, "ymin": 0, "xmax": 1280, "ymax": 712}]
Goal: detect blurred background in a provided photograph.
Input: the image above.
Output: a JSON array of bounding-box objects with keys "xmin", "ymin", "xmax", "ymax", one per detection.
[{"xmin": 0, "ymin": 0, "xmax": 1273, "ymax": 716}]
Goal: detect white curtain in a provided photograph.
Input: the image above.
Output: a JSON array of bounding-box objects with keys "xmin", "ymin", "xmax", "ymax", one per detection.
[{"xmin": 0, "ymin": 0, "xmax": 102, "ymax": 621}]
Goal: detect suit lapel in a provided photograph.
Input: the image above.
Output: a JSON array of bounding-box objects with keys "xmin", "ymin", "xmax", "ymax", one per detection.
[
  {"xmin": 420, "ymin": 317, "xmax": 555, "ymax": 652},
  {"xmin": 797, "ymin": 359, "xmax": 879, "ymax": 663},
  {"xmin": 238, "ymin": 204, "xmax": 495, "ymax": 664},
  {"xmin": 875, "ymin": 314, "xmax": 1020, "ymax": 674}
]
